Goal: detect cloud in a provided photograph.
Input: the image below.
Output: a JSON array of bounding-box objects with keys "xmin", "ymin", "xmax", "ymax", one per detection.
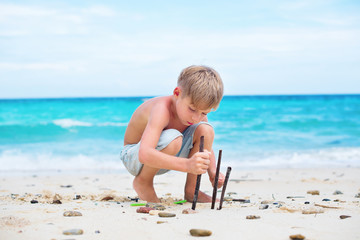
[{"xmin": 0, "ymin": 63, "xmax": 70, "ymax": 71}]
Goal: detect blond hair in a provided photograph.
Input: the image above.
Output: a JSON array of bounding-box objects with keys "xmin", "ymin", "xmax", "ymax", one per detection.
[{"xmin": 177, "ymin": 65, "xmax": 224, "ymax": 110}]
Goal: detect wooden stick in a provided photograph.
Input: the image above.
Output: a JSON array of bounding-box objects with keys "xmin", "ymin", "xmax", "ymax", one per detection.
[
  {"xmin": 211, "ymin": 150, "xmax": 222, "ymax": 209},
  {"xmin": 218, "ymin": 166, "xmax": 232, "ymax": 210},
  {"xmin": 191, "ymin": 136, "xmax": 204, "ymax": 210}
]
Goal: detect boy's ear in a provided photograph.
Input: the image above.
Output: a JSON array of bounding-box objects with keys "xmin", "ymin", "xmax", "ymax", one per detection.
[{"xmin": 173, "ymin": 87, "xmax": 181, "ymax": 97}]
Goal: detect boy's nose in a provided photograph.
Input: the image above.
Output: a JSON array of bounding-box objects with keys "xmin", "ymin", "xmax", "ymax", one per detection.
[{"xmin": 192, "ymin": 113, "xmax": 202, "ymax": 122}]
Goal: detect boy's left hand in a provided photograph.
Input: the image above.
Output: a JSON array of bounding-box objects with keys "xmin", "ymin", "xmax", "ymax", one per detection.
[{"xmin": 210, "ymin": 172, "xmax": 225, "ymax": 188}]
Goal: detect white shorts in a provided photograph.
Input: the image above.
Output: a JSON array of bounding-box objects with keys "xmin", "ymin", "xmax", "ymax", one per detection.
[{"xmin": 120, "ymin": 122, "xmax": 212, "ymax": 176}]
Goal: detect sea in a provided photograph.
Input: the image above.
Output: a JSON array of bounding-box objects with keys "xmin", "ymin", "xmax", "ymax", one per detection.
[{"xmin": 1, "ymin": 95, "xmax": 359, "ymax": 173}]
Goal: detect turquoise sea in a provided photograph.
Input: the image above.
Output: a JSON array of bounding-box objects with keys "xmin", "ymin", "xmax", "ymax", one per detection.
[{"xmin": 1, "ymin": 95, "xmax": 359, "ymax": 172}]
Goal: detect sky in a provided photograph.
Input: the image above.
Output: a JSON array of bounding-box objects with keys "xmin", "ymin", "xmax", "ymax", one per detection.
[{"xmin": 0, "ymin": 0, "xmax": 359, "ymax": 98}]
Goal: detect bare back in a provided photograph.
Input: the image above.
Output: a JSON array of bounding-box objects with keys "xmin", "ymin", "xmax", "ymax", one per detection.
[{"xmin": 123, "ymin": 95, "xmax": 186, "ymax": 146}]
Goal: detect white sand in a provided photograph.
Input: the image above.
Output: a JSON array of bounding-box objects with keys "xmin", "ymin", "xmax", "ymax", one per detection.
[{"xmin": 1, "ymin": 167, "xmax": 360, "ymax": 240}]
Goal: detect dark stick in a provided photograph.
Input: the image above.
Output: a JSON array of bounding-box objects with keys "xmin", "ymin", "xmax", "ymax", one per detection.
[
  {"xmin": 211, "ymin": 150, "xmax": 222, "ymax": 209},
  {"xmin": 217, "ymin": 166, "xmax": 232, "ymax": 210},
  {"xmin": 191, "ymin": 136, "xmax": 204, "ymax": 210}
]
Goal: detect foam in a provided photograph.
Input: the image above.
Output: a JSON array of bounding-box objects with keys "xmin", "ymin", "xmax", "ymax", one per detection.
[{"xmin": 53, "ymin": 119, "xmax": 93, "ymax": 128}]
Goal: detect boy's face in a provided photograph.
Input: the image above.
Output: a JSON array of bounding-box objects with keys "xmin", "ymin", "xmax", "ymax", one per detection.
[{"xmin": 174, "ymin": 87, "xmax": 211, "ymax": 126}]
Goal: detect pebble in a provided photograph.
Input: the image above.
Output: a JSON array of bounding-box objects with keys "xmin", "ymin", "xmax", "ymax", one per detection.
[
  {"xmin": 307, "ymin": 190, "xmax": 320, "ymax": 195},
  {"xmin": 74, "ymin": 195, "xmax": 82, "ymax": 200},
  {"xmin": 333, "ymin": 190, "xmax": 343, "ymax": 195},
  {"xmin": 63, "ymin": 211, "xmax": 82, "ymax": 217},
  {"xmin": 304, "ymin": 201, "xmax": 310, "ymax": 204},
  {"xmin": 60, "ymin": 185, "xmax": 73, "ymax": 188},
  {"xmin": 322, "ymin": 198, "xmax": 331, "ymax": 202},
  {"xmin": 101, "ymin": 196, "xmax": 114, "ymax": 201},
  {"xmin": 158, "ymin": 212, "xmax": 176, "ymax": 218},
  {"xmin": 233, "ymin": 199, "xmax": 250, "ymax": 203},
  {"xmin": 189, "ymin": 229, "xmax": 212, "ymax": 237},
  {"xmin": 149, "ymin": 210, "xmax": 160, "ymax": 215},
  {"xmin": 52, "ymin": 200, "xmax": 62, "ymax": 204},
  {"xmin": 157, "ymin": 221, "xmax": 167, "ymax": 224},
  {"xmin": 339, "ymin": 215, "xmax": 351, "ymax": 219},
  {"xmin": 355, "ymin": 193, "xmax": 360, "ymax": 198},
  {"xmin": 259, "ymin": 204, "xmax": 269, "ymax": 210},
  {"xmin": 289, "ymin": 234, "xmax": 305, "ymax": 240},
  {"xmin": 224, "ymin": 196, "xmax": 233, "ymax": 201},
  {"xmin": 63, "ymin": 229, "xmax": 83, "ymax": 235},
  {"xmin": 182, "ymin": 208, "xmax": 197, "ymax": 214},
  {"xmin": 136, "ymin": 207, "xmax": 154, "ymax": 214},
  {"xmin": 95, "ymin": 230, "xmax": 101, "ymax": 234},
  {"xmin": 246, "ymin": 215, "xmax": 260, "ymax": 219},
  {"xmin": 146, "ymin": 203, "xmax": 166, "ymax": 210},
  {"xmin": 30, "ymin": 200, "xmax": 38, "ymax": 204}
]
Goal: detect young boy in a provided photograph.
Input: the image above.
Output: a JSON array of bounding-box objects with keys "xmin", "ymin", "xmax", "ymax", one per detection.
[{"xmin": 120, "ymin": 65, "xmax": 225, "ymax": 203}]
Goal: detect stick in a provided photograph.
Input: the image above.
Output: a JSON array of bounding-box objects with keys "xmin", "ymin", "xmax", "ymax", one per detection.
[
  {"xmin": 191, "ymin": 136, "xmax": 204, "ymax": 210},
  {"xmin": 218, "ymin": 166, "xmax": 232, "ymax": 210},
  {"xmin": 211, "ymin": 150, "xmax": 222, "ymax": 209}
]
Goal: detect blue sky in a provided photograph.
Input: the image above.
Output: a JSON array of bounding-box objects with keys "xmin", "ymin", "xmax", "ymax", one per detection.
[{"xmin": 0, "ymin": 0, "xmax": 359, "ymax": 98}]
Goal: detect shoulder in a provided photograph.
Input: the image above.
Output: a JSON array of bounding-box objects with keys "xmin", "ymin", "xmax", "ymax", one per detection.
[{"xmin": 147, "ymin": 96, "xmax": 173, "ymax": 123}]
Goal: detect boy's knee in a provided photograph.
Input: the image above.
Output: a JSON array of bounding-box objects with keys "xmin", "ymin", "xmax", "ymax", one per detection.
[
  {"xmin": 163, "ymin": 136, "xmax": 183, "ymax": 155},
  {"xmin": 194, "ymin": 124, "xmax": 214, "ymax": 141}
]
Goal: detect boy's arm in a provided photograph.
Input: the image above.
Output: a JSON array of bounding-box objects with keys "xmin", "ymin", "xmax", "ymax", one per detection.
[{"xmin": 138, "ymin": 104, "xmax": 210, "ymax": 175}]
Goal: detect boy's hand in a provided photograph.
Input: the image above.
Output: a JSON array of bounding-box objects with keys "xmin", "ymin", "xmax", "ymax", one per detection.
[
  {"xmin": 187, "ymin": 150, "xmax": 211, "ymax": 175},
  {"xmin": 210, "ymin": 172, "xmax": 225, "ymax": 188}
]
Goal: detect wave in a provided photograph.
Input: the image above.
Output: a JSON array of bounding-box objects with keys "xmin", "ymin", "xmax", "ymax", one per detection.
[
  {"xmin": 1, "ymin": 146, "xmax": 359, "ymax": 172},
  {"xmin": 218, "ymin": 146, "xmax": 360, "ymax": 169},
  {"xmin": 53, "ymin": 119, "xmax": 93, "ymax": 128}
]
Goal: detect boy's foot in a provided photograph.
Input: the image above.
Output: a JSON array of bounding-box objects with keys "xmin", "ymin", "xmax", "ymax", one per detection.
[
  {"xmin": 133, "ymin": 176, "xmax": 160, "ymax": 203},
  {"xmin": 184, "ymin": 190, "xmax": 212, "ymax": 203}
]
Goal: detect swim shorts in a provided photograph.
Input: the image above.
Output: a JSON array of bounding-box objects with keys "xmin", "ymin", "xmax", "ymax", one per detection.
[{"xmin": 120, "ymin": 122, "xmax": 212, "ymax": 176}]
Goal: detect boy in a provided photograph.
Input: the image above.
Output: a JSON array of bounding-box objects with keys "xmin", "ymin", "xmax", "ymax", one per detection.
[{"xmin": 120, "ymin": 65, "xmax": 225, "ymax": 203}]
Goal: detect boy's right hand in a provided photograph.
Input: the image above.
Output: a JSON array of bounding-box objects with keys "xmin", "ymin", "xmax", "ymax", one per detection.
[{"xmin": 187, "ymin": 150, "xmax": 211, "ymax": 175}]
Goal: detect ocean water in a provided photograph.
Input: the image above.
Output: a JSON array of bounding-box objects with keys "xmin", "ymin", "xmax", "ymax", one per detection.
[{"xmin": 1, "ymin": 95, "xmax": 359, "ymax": 172}]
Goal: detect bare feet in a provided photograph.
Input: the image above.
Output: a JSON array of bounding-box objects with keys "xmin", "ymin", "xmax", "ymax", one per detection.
[
  {"xmin": 133, "ymin": 176, "xmax": 160, "ymax": 203},
  {"xmin": 184, "ymin": 190, "xmax": 212, "ymax": 203}
]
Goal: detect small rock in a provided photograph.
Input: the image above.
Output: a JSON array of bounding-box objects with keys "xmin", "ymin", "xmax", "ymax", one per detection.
[
  {"xmin": 146, "ymin": 203, "xmax": 166, "ymax": 210},
  {"xmin": 333, "ymin": 190, "xmax": 343, "ymax": 195},
  {"xmin": 30, "ymin": 200, "xmax": 38, "ymax": 204},
  {"xmin": 52, "ymin": 200, "xmax": 62, "ymax": 204},
  {"xmin": 261, "ymin": 200, "xmax": 273, "ymax": 204},
  {"xmin": 63, "ymin": 229, "xmax": 83, "ymax": 235},
  {"xmin": 101, "ymin": 196, "xmax": 114, "ymax": 201},
  {"xmin": 355, "ymin": 193, "xmax": 360, "ymax": 198},
  {"xmin": 304, "ymin": 201, "xmax": 310, "ymax": 204},
  {"xmin": 63, "ymin": 211, "xmax": 82, "ymax": 217},
  {"xmin": 224, "ymin": 196, "xmax": 233, "ymax": 201},
  {"xmin": 289, "ymin": 234, "xmax": 305, "ymax": 240},
  {"xmin": 158, "ymin": 212, "xmax": 176, "ymax": 218},
  {"xmin": 60, "ymin": 185, "xmax": 73, "ymax": 188},
  {"xmin": 259, "ymin": 204, "xmax": 269, "ymax": 210},
  {"xmin": 136, "ymin": 207, "xmax": 154, "ymax": 214},
  {"xmin": 339, "ymin": 215, "xmax": 351, "ymax": 219},
  {"xmin": 189, "ymin": 229, "xmax": 212, "ymax": 237},
  {"xmin": 322, "ymin": 198, "xmax": 331, "ymax": 202},
  {"xmin": 307, "ymin": 190, "xmax": 319, "ymax": 195},
  {"xmin": 157, "ymin": 221, "xmax": 167, "ymax": 224},
  {"xmin": 182, "ymin": 208, "xmax": 197, "ymax": 214},
  {"xmin": 246, "ymin": 215, "xmax": 260, "ymax": 219},
  {"xmin": 74, "ymin": 195, "xmax": 82, "ymax": 200},
  {"xmin": 95, "ymin": 230, "xmax": 100, "ymax": 234},
  {"xmin": 149, "ymin": 210, "xmax": 160, "ymax": 215}
]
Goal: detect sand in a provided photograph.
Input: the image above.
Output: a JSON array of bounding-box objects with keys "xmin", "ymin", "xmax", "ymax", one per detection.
[{"xmin": 1, "ymin": 167, "xmax": 360, "ymax": 240}]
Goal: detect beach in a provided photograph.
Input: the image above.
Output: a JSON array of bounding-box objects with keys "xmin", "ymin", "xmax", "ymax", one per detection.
[{"xmin": 1, "ymin": 167, "xmax": 360, "ymax": 240}]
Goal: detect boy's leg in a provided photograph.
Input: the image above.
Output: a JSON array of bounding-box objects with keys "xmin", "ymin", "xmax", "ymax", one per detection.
[
  {"xmin": 184, "ymin": 123, "xmax": 215, "ymax": 203},
  {"xmin": 133, "ymin": 136, "xmax": 183, "ymax": 203}
]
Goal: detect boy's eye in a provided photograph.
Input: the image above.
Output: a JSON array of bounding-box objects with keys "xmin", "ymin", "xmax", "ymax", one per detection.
[{"xmin": 189, "ymin": 107, "xmax": 195, "ymax": 112}]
